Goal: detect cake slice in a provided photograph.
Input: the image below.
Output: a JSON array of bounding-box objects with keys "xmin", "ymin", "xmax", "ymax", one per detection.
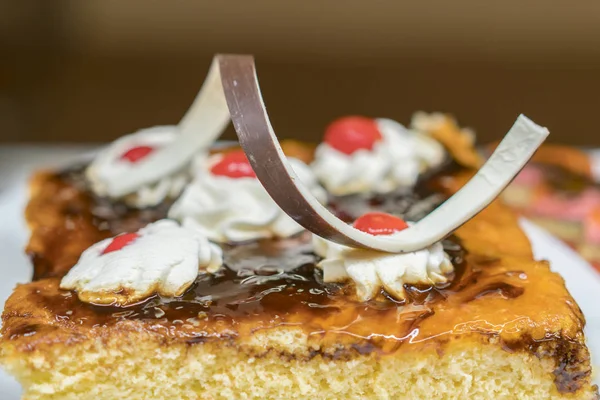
[{"xmin": 1, "ymin": 123, "xmax": 597, "ymax": 399}]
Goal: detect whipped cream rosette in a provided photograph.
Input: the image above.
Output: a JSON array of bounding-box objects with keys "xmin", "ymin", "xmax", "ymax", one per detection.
[
  {"xmin": 86, "ymin": 126, "xmax": 192, "ymax": 208},
  {"xmin": 311, "ymin": 116, "xmax": 446, "ymax": 196},
  {"xmin": 313, "ymin": 212, "xmax": 453, "ymax": 302},
  {"xmin": 168, "ymin": 149, "xmax": 327, "ymax": 243},
  {"xmin": 60, "ymin": 219, "xmax": 223, "ymax": 306}
]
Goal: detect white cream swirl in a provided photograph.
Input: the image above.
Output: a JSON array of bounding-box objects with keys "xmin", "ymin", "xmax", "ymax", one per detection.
[
  {"xmin": 168, "ymin": 156, "xmax": 327, "ymax": 243},
  {"xmin": 313, "ymin": 231, "xmax": 453, "ymax": 302},
  {"xmin": 60, "ymin": 219, "xmax": 223, "ymax": 306},
  {"xmin": 311, "ymin": 118, "xmax": 446, "ymax": 196},
  {"xmin": 86, "ymin": 126, "xmax": 191, "ymax": 209}
]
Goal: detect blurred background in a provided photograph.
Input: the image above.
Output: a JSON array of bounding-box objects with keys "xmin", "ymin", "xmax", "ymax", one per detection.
[{"xmin": 2, "ymin": 0, "xmax": 600, "ymax": 145}]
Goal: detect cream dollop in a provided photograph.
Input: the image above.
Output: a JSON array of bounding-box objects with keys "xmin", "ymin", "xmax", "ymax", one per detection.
[
  {"xmin": 313, "ymin": 231, "xmax": 453, "ymax": 302},
  {"xmin": 168, "ymin": 155, "xmax": 327, "ymax": 243},
  {"xmin": 60, "ymin": 219, "xmax": 223, "ymax": 306},
  {"xmin": 86, "ymin": 126, "xmax": 191, "ymax": 208},
  {"xmin": 311, "ymin": 118, "xmax": 446, "ymax": 196}
]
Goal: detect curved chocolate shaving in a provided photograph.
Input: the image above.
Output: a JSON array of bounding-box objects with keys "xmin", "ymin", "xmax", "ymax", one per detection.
[{"xmin": 217, "ymin": 54, "xmax": 550, "ymax": 252}]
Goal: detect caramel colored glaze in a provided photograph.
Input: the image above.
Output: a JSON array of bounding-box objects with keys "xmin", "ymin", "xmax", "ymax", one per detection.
[
  {"xmin": 436, "ymin": 170, "xmax": 534, "ymax": 259},
  {"xmin": 529, "ymin": 144, "xmax": 592, "ymax": 180},
  {"xmin": 25, "ymin": 166, "xmax": 172, "ymax": 280},
  {"xmin": 4, "ymin": 233, "xmax": 582, "ymax": 347},
  {"xmin": 422, "ymin": 115, "xmax": 483, "ymax": 169},
  {"xmin": 25, "ymin": 169, "xmax": 107, "ymax": 280},
  {"xmin": 8, "ymin": 153, "xmax": 591, "ymax": 394}
]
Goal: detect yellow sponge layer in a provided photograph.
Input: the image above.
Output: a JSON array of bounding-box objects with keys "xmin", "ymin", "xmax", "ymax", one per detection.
[{"xmin": 2, "ymin": 334, "xmax": 597, "ymax": 400}]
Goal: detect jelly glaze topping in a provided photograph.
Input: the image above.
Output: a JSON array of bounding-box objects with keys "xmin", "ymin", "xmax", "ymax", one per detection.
[{"xmin": 15, "ymin": 234, "xmax": 531, "ymax": 345}]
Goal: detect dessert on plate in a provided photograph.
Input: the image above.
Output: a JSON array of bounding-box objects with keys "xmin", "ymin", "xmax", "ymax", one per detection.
[
  {"xmin": 0, "ymin": 56, "xmax": 597, "ymax": 399},
  {"xmin": 502, "ymin": 144, "xmax": 600, "ymax": 269}
]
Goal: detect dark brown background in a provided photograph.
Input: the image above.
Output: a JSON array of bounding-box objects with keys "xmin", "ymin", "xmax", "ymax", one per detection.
[{"xmin": 2, "ymin": 1, "xmax": 600, "ymax": 145}]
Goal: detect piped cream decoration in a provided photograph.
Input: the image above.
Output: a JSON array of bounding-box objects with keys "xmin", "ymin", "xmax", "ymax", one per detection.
[
  {"xmin": 313, "ymin": 230, "xmax": 453, "ymax": 301},
  {"xmin": 311, "ymin": 118, "xmax": 446, "ymax": 195},
  {"xmin": 86, "ymin": 126, "xmax": 191, "ymax": 208},
  {"xmin": 168, "ymin": 156, "xmax": 327, "ymax": 243},
  {"xmin": 60, "ymin": 219, "xmax": 223, "ymax": 306}
]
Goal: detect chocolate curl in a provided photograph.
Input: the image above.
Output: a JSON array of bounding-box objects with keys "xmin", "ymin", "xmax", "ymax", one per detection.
[{"xmin": 217, "ymin": 54, "xmax": 550, "ymax": 252}]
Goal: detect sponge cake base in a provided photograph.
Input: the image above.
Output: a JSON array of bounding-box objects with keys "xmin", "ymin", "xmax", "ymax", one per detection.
[{"xmin": 1, "ymin": 329, "xmax": 596, "ymax": 400}]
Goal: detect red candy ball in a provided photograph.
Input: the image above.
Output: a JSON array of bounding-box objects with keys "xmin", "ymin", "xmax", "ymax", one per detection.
[
  {"xmin": 353, "ymin": 212, "xmax": 409, "ymax": 236},
  {"xmin": 102, "ymin": 233, "xmax": 140, "ymax": 255},
  {"xmin": 210, "ymin": 150, "xmax": 257, "ymax": 178},
  {"xmin": 324, "ymin": 116, "xmax": 382, "ymax": 155},
  {"xmin": 120, "ymin": 146, "xmax": 155, "ymax": 163}
]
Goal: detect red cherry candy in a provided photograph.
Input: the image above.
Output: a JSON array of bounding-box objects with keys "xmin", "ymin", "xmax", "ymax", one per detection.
[
  {"xmin": 324, "ymin": 116, "xmax": 382, "ymax": 155},
  {"xmin": 210, "ymin": 150, "xmax": 257, "ymax": 178},
  {"xmin": 120, "ymin": 146, "xmax": 155, "ymax": 163},
  {"xmin": 102, "ymin": 233, "xmax": 140, "ymax": 255},
  {"xmin": 353, "ymin": 212, "xmax": 408, "ymax": 236}
]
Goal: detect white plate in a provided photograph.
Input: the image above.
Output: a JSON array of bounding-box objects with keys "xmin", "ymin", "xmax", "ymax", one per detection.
[{"xmin": 0, "ymin": 147, "xmax": 598, "ymax": 398}]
